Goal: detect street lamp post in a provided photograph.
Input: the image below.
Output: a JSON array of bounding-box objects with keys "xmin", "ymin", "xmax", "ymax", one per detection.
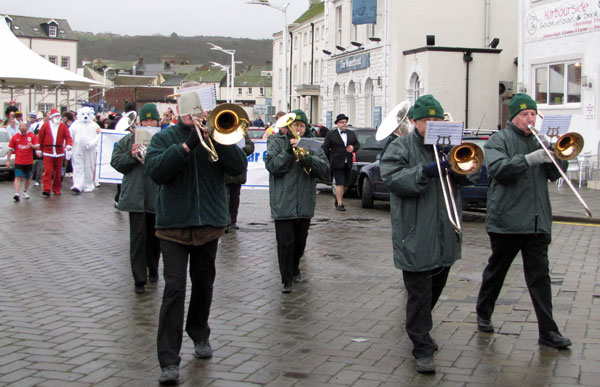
[
  {"xmin": 210, "ymin": 61, "xmax": 231, "ymax": 102},
  {"xmin": 208, "ymin": 43, "xmax": 237, "ymax": 103},
  {"xmin": 102, "ymin": 67, "xmax": 113, "ymax": 111},
  {"xmin": 246, "ymin": 0, "xmax": 290, "ymax": 111}
]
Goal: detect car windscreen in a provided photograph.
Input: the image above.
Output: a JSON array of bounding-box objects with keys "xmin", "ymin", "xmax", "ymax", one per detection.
[
  {"xmin": 0, "ymin": 131, "xmax": 10, "ymax": 142},
  {"xmin": 355, "ymin": 130, "xmax": 386, "ymax": 149}
]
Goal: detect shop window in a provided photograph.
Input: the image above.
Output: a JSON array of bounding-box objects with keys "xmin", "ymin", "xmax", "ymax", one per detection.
[{"xmin": 534, "ymin": 61, "xmax": 581, "ymax": 105}]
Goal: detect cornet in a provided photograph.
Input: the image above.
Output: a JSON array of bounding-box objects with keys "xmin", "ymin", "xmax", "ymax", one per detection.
[{"xmin": 275, "ymin": 112, "xmax": 311, "ymax": 175}]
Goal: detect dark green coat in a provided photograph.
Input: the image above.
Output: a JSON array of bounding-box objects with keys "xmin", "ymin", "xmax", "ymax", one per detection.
[
  {"xmin": 485, "ymin": 122, "xmax": 567, "ymax": 234},
  {"xmin": 110, "ymin": 132, "xmax": 159, "ymax": 213},
  {"xmin": 380, "ymin": 130, "xmax": 474, "ymax": 272},
  {"xmin": 144, "ymin": 122, "xmax": 248, "ymax": 229},
  {"xmin": 224, "ymin": 133, "xmax": 255, "ymax": 185},
  {"xmin": 265, "ymin": 132, "xmax": 329, "ymax": 220}
]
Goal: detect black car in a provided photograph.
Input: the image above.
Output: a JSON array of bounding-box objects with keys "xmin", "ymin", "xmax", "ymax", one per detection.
[
  {"xmin": 318, "ymin": 127, "xmax": 387, "ymax": 191},
  {"xmin": 357, "ymin": 134, "xmax": 491, "ymax": 209}
]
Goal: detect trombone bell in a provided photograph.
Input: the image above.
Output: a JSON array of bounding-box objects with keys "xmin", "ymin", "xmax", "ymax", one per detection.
[
  {"xmin": 448, "ymin": 142, "xmax": 484, "ymax": 174},
  {"xmin": 206, "ymin": 103, "xmax": 249, "ymax": 146},
  {"xmin": 554, "ymin": 132, "xmax": 584, "ymax": 160}
]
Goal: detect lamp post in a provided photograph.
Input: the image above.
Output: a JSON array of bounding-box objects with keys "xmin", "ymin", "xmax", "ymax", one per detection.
[
  {"xmin": 208, "ymin": 43, "xmax": 237, "ymax": 103},
  {"xmin": 102, "ymin": 67, "xmax": 113, "ymax": 111},
  {"xmin": 211, "ymin": 61, "xmax": 231, "ymax": 102},
  {"xmin": 246, "ymin": 0, "xmax": 290, "ymax": 111}
]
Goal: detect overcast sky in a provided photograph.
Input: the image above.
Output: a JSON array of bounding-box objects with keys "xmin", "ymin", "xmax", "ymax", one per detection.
[{"xmin": 2, "ymin": 0, "xmax": 310, "ymax": 39}]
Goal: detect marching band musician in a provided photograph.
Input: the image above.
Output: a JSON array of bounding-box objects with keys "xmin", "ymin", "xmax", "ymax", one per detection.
[
  {"xmin": 265, "ymin": 109, "xmax": 329, "ymax": 294},
  {"xmin": 110, "ymin": 103, "xmax": 161, "ymax": 295},
  {"xmin": 475, "ymin": 93, "xmax": 571, "ymax": 349},
  {"xmin": 380, "ymin": 95, "xmax": 476, "ymax": 374},
  {"xmin": 145, "ymin": 92, "xmax": 247, "ymax": 385}
]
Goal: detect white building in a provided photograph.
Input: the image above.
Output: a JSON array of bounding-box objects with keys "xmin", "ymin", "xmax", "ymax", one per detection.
[
  {"xmin": 2, "ymin": 15, "xmax": 85, "ymax": 116},
  {"xmin": 272, "ymin": 0, "xmax": 519, "ymax": 130},
  {"xmin": 519, "ymin": 0, "xmax": 600, "ymax": 154}
]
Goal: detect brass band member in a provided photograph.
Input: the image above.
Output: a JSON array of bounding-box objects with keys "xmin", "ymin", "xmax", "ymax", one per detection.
[
  {"xmin": 476, "ymin": 93, "xmax": 571, "ymax": 349},
  {"xmin": 380, "ymin": 95, "xmax": 475, "ymax": 374}
]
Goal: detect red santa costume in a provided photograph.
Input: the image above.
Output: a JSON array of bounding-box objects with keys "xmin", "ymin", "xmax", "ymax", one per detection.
[{"xmin": 37, "ymin": 109, "xmax": 73, "ymax": 195}]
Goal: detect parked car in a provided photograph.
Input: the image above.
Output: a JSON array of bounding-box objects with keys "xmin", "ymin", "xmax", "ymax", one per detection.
[
  {"xmin": 318, "ymin": 127, "xmax": 387, "ymax": 191},
  {"xmin": 247, "ymin": 127, "xmax": 266, "ymax": 139},
  {"xmin": 0, "ymin": 127, "xmax": 15, "ymax": 174},
  {"xmin": 357, "ymin": 132, "xmax": 492, "ymax": 209}
]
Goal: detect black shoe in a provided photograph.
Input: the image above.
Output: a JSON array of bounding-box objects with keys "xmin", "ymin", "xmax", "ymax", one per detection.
[
  {"xmin": 159, "ymin": 365, "xmax": 179, "ymax": 385},
  {"xmin": 477, "ymin": 316, "xmax": 494, "ymax": 333},
  {"xmin": 134, "ymin": 284, "xmax": 145, "ymax": 294},
  {"xmin": 281, "ymin": 282, "xmax": 292, "ymax": 294},
  {"xmin": 13, "ymin": 193, "xmax": 20, "ymax": 202},
  {"xmin": 293, "ymin": 274, "xmax": 302, "ymax": 283},
  {"xmin": 415, "ymin": 356, "xmax": 435, "ymax": 374},
  {"xmin": 336, "ymin": 204, "xmax": 346, "ymax": 211},
  {"xmin": 334, "ymin": 198, "xmax": 338, "ymax": 207},
  {"xmin": 539, "ymin": 331, "xmax": 571, "ymax": 349},
  {"xmin": 194, "ymin": 340, "xmax": 213, "ymax": 358},
  {"xmin": 42, "ymin": 191, "xmax": 50, "ymax": 197},
  {"xmin": 71, "ymin": 187, "xmax": 81, "ymax": 194}
]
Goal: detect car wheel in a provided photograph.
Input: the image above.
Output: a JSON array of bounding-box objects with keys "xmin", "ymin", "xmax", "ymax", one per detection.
[{"xmin": 361, "ymin": 177, "xmax": 374, "ymax": 208}]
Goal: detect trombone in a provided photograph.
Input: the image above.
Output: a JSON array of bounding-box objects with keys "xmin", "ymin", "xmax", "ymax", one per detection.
[
  {"xmin": 275, "ymin": 112, "xmax": 311, "ymax": 174},
  {"xmin": 193, "ymin": 104, "xmax": 250, "ymax": 163},
  {"xmin": 527, "ymin": 117, "xmax": 592, "ymax": 217}
]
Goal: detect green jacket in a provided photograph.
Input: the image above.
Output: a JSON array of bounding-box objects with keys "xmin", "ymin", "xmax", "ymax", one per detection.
[
  {"xmin": 144, "ymin": 122, "xmax": 248, "ymax": 229},
  {"xmin": 485, "ymin": 122, "xmax": 567, "ymax": 234},
  {"xmin": 110, "ymin": 132, "xmax": 159, "ymax": 213},
  {"xmin": 265, "ymin": 132, "xmax": 329, "ymax": 220},
  {"xmin": 224, "ymin": 133, "xmax": 255, "ymax": 185},
  {"xmin": 380, "ymin": 130, "xmax": 474, "ymax": 272}
]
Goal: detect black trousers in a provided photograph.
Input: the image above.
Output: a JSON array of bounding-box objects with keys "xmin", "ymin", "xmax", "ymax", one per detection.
[
  {"xmin": 476, "ymin": 233, "xmax": 558, "ymax": 334},
  {"xmin": 402, "ymin": 266, "xmax": 450, "ymax": 359},
  {"xmin": 274, "ymin": 218, "xmax": 311, "ymax": 284},
  {"xmin": 129, "ymin": 212, "xmax": 161, "ymax": 286},
  {"xmin": 157, "ymin": 238, "xmax": 218, "ymax": 368},
  {"xmin": 226, "ymin": 183, "xmax": 241, "ymax": 225}
]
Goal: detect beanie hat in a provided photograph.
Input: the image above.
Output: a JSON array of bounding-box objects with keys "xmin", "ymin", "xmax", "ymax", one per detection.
[
  {"xmin": 139, "ymin": 103, "xmax": 160, "ymax": 121},
  {"xmin": 412, "ymin": 95, "xmax": 444, "ymax": 121},
  {"xmin": 509, "ymin": 93, "xmax": 537, "ymax": 120},
  {"xmin": 407, "ymin": 105, "xmax": 414, "ymax": 120},
  {"xmin": 292, "ymin": 109, "xmax": 308, "ymax": 126}
]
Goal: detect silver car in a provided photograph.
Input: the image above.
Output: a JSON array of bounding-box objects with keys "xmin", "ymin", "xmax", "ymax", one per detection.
[{"xmin": 0, "ymin": 127, "xmax": 15, "ymax": 173}]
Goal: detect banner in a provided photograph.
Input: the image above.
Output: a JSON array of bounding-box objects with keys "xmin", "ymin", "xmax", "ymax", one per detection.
[
  {"xmin": 336, "ymin": 53, "xmax": 370, "ymax": 74},
  {"xmin": 352, "ymin": 0, "xmax": 377, "ymax": 25},
  {"xmin": 525, "ymin": 0, "xmax": 600, "ymax": 42},
  {"xmin": 244, "ymin": 140, "xmax": 269, "ymax": 188},
  {"xmin": 97, "ymin": 130, "xmax": 126, "ymax": 183}
]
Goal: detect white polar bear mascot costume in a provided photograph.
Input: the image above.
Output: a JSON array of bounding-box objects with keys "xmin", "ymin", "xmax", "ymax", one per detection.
[{"xmin": 70, "ymin": 106, "xmax": 100, "ymax": 193}]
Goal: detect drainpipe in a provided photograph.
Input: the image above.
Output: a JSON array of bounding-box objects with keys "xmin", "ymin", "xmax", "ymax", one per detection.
[
  {"xmin": 289, "ymin": 30, "xmax": 293, "ymax": 110},
  {"xmin": 310, "ymin": 22, "xmax": 315, "ymax": 121},
  {"xmin": 463, "ymin": 52, "xmax": 473, "ymax": 128},
  {"xmin": 485, "ymin": 0, "xmax": 491, "ymax": 46}
]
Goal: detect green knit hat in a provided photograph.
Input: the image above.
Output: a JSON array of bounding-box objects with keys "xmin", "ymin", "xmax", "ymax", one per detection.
[
  {"xmin": 139, "ymin": 103, "xmax": 160, "ymax": 121},
  {"xmin": 509, "ymin": 93, "xmax": 537, "ymax": 120},
  {"xmin": 407, "ymin": 105, "xmax": 414, "ymax": 120},
  {"xmin": 412, "ymin": 95, "xmax": 444, "ymax": 121},
  {"xmin": 292, "ymin": 109, "xmax": 308, "ymax": 126}
]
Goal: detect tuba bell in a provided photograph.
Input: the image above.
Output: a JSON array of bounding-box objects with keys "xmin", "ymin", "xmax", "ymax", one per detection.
[{"xmin": 375, "ymin": 100, "xmax": 411, "ymax": 141}]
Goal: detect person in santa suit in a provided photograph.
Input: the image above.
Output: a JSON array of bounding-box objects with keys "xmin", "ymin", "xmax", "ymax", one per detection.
[
  {"xmin": 70, "ymin": 106, "xmax": 100, "ymax": 193},
  {"xmin": 37, "ymin": 109, "xmax": 73, "ymax": 196}
]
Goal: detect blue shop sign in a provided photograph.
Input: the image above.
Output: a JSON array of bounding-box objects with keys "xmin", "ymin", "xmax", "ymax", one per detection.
[{"xmin": 336, "ymin": 53, "xmax": 370, "ymax": 74}]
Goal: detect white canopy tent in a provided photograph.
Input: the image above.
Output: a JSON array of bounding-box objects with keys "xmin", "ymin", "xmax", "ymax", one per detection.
[{"xmin": 0, "ymin": 19, "xmax": 101, "ymax": 89}]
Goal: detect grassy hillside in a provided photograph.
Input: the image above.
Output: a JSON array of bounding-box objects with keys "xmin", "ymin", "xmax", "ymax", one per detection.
[{"xmin": 76, "ymin": 32, "xmax": 273, "ymax": 67}]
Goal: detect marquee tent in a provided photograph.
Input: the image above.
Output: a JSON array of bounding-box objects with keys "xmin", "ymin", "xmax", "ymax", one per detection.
[{"xmin": 0, "ymin": 19, "xmax": 101, "ymax": 89}]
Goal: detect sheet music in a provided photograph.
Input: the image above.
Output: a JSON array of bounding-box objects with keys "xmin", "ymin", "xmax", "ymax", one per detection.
[
  {"xmin": 297, "ymin": 138, "xmax": 324, "ymax": 152},
  {"xmin": 179, "ymin": 84, "xmax": 217, "ymax": 112},
  {"xmin": 424, "ymin": 121, "xmax": 464, "ymax": 146},
  {"xmin": 540, "ymin": 115, "xmax": 572, "ymax": 137}
]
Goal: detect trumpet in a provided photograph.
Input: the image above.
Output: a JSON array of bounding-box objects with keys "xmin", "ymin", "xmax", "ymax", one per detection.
[
  {"xmin": 275, "ymin": 112, "xmax": 311, "ymax": 174},
  {"xmin": 528, "ymin": 118, "xmax": 591, "ymax": 217},
  {"xmin": 194, "ymin": 104, "xmax": 250, "ymax": 163}
]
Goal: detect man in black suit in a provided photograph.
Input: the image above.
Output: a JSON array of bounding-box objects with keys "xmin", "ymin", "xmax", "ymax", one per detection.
[{"xmin": 323, "ymin": 113, "xmax": 360, "ymax": 211}]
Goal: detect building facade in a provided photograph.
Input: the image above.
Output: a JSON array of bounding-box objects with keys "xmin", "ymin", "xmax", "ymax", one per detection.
[
  {"xmin": 519, "ymin": 0, "xmax": 600, "ymax": 153},
  {"xmin": 272, "ymin": 0, "xmax": 519, "ymax": 130},
  {"xmin": 2, "ymin": 15, "xmax": 84, "ymax": 116}
]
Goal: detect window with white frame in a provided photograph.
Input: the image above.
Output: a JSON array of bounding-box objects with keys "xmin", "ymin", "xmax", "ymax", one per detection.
[
  {"xmin": 49, "ymin": 56, "xmax": 57, "ymax": 65},
  {"xmin": 534, "ymin": 61, "xmax": 581, "ymax": 105},
  {"xmin": 248, "ymin": 88, "xmax": 253, "ymax": 95},
  {"xmin": 303, "ymin": 32, "xmax": 308, "ymax": 46},
  {"xmin": 315, "ymin": 60, "xmax": 319, "ymax": 81},
  {"xmin": 294, "ymin": 35, "xmax": 298, "ymax": 49},
  {"xmin": 49, "ymin": 25, "xmax": 57, "ymax": 37},
  {"xmin": 238, "ymin": 88, "xmax": 242, "ymax": 95},
  {"xmin": 61, "ymin": 57, "xmax": 69, "ymax": 68},
  {"xmin": 335, "ymin": 6, "xmax": 342, "ymax": 45},
  {"xmin": 315, "ymin": 27, "xmax": 319, "ymax": 41},
  {"xmin": 38, "ymin": 103, "xmax": 53, "ymax": 112},
  {"xmin": 259, "ymin": 87, "xmax": 264, "ymax": 96}
]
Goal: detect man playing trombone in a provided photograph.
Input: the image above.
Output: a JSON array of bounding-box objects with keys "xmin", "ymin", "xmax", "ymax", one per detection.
[
  {"xmin": 380, "ymin": 95, "xmax": 476, "ymax": 374},
  {"xmin": 145, "ymin": 91, "xmax": 248, "ymax": 385},
  {"xmin": 476, "ymin": 93, "xmax": 571, "ymax": 349}
]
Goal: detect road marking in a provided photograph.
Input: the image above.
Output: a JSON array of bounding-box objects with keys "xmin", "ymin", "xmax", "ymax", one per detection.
[{"xmin": 554, "ymin": 221, "xmax": 600, "ymax": 227}]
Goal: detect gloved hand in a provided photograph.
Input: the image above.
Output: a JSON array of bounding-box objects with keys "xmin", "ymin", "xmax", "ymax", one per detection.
[
  {"xmin": 185, "ymin": 129, "xmax": 200, "ymax": 150},
  {"xmin": 422, "ymin": 161, "xmax": 450, "ymax": 178},
  {"xmin": 525, "ymin": 149, "xmax": 552, "ymax": 166},
  {"xmin": 298, "ymin": 153, "xmax": 312, "ymax": 169}
]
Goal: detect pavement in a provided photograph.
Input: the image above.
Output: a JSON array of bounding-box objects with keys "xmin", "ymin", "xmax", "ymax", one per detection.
[{"xmin": 0, "ymin": 174, "xmax": 599, "ymax": 386}]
